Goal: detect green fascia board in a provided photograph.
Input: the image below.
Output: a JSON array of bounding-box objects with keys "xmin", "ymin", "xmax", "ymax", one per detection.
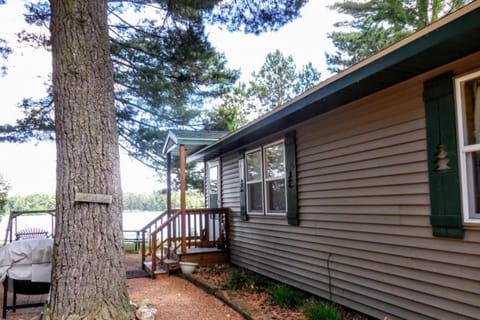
[
  {"xmin": 163, "ymin": 129, "xmax": 227, "ymax": 156},
  {"xmin": 190, "ymin": 4, "xmax": 480, "ymax": 162},
  {"xmin": 176, "ymin": 137, "xmax": 219, "ymax": 146}
]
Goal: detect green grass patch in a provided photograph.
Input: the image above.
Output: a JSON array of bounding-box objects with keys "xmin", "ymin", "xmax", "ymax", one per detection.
[
  {"xmin": 123, "ymin": 241, "xmax": 141, "ymax": 252},
  {"xmin": 270, "ymin": 284, "xmax": 303, "ymax": 309},
  {"xmin": 304, "ymin": 302, "xmax": 341, "ymax": 320}
]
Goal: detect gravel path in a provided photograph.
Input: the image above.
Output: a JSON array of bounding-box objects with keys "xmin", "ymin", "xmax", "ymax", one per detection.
[
  {"xmin": 3, "ymin": 253, "xmax": 244, "ymax": 320},
  {"xmin": 4, "ymin": 276, "xmax": 244, "ymax": 320},
  {"xmin": 129, "ymin": 276, "xmax": 244, "ymax": 320}
]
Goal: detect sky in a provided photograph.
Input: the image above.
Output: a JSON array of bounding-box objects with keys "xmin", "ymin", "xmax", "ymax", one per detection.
[{"xmin": 0, "ymin": 0, "xmax": 342, "ymax": 195}]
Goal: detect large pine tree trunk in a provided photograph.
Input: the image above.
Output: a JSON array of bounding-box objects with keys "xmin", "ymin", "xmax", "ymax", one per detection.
[{"xmin": 48, "ymin": 0, "xmax": 132, "ymax": 318}]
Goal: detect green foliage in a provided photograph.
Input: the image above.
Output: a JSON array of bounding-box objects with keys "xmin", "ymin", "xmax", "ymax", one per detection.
[
  {"xmin": 0, "ymin": 0, "xmax": 10, "ymax": 76},
  {"xmin": 248, "ymin": 49, "xmax": 320, "ymax": 115},
  {"xmin": 0, "ymin": 38, "xmax": 11, "ymax": 76},
  {"xmin": 0, "ymin": 174, "xmax": 10, "ymax": 214},
  {"xmin": 205, "ymin": 103, "xmax": 244, "ymax": 132},
  {"xmin": 123, "ymin": 190, "xmax": 204, "ymax": 211},
  {"xmin": 123, "ymin": 241, "xmax": 141, "ymax": 253},
  {"xmin": 123, "ymin": 192, "xmax": 165, "ymax": 211},
  {"xmin": 223, "ymin": 270, "xmax": 250, "ymax": 290},
  {"xmin": 204, "ymin": 83, "xmax": 250, "ymax": 131},
  {"xmin": 7, "ymin": 194, "xmax": 54, "ymax": 212},
  {"xmin": 5, "ymin": 190, "xmax": 204, "ymax": 213},
  {"xmin": 326, "ymin": 0, "xmax": 472, "ymax": 73},
  {"xmin": 0, "ymin": 1, "xmax": 307, "ymax": 178},
  {"xmin": 304, "ymin": 302, "xmax": 341, "ymax": 320},
  {"xmin": 206, "ymin": 50, "xmax": 321, "ymax": 130},
  {"xmin": 171, "ymin": 161, "xmax": 205, "ymax": 192},
  {"xmin": 270, "ymin": 284, "xmax": 304, "ymax": 309},
  {"xmin": 223, "ymin": 269, "xmax": 271, "ymax": 291},
  {"xmin": 204, "ymin": 0, "xmax": 308, "ymax": 35}
]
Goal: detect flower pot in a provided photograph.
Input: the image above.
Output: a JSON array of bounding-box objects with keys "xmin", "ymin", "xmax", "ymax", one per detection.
[{"xmin": 179, "ymin": 261, "xmax": 198, "ymax": 275}]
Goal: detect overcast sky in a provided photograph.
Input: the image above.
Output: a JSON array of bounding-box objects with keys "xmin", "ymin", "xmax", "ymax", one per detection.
[{"xmin": 0, "ymin": 0, "xmax": 342, "ymax": 195}]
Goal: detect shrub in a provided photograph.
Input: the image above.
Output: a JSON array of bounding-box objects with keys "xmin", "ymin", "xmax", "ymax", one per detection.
[
  {"xmin": 223, "ymin": 269, "xmax": 271, "ymax": 291},
  {"xmin": 304, "ymin": 302, "xmax": 341, "ymax": 320},
  {"xmin": 223, "ymin": 270, "xmax": 250, "ymax": 290},
  {"xmin": 270, "ymin": 284, "xmax": 303, "ymax": 308},
  {"xmin": 249, "ymin": 273, "xmax": 271, "ymax": 290}
]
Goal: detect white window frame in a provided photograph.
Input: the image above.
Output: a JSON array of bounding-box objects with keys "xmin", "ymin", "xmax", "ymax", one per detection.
[
  {"xmin": 244, "ymin": 140, "xmax": 287, "ymax": 216},
  {"xmin": 207, "ymin": 160, "xmax": 220, "ymax": 208},
  {"xmin": 454, "ymin": 69, "xmax": 480, "ymax": 223},
  {"xmin": 263, "ymin": 140, "xmax": 287, "ymax": 215},
  {"xmin": 245, "ymin": 148, "xmax": 264, "ymax": 214}
]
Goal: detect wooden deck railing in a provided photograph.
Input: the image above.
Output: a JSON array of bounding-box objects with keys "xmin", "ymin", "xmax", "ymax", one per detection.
[{"xmin": 140, "ymin": 208, "xmax": 229, "ymax": 272}]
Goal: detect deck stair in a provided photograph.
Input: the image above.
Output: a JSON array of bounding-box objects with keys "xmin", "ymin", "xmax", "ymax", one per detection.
[
  {"xmin": 140, "ymin": 208, "xmax": 229, "ymax": 278},
  {"xmin": 143, "ymin": 256, "xmax": 180, "ymax": 276}
]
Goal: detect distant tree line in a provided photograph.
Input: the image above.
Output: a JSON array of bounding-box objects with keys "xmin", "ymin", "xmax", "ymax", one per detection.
[
  {"xmin": 7, "ymin": 194, "xmax": 55, "ymax": 212},
  {"xmin": 123, "ymin": 191, "xmax": 204, "ymax": 211},
  {"xmin": 3, "ymin": 191, "xmax": 205, "ymax": 213},
  {"xmin": 0, "ymin": 174, "xmax": 9, "ymax": 214}
]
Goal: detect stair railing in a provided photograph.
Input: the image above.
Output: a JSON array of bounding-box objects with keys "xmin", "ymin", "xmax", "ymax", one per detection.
[
  {"xmin": 140, "ymin": 209, "xmax": 172, "ymax": 268},
  {"xmin": 141, "ymin": 208, "xmax": 229, "ymax": 275},
  {"xmin": 149, "ymin": 210, "xmax": 182, "ymax": 272}
]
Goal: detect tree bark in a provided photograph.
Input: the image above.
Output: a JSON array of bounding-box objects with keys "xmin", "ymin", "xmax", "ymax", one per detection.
[{"xmin": 49, "ymin": 0, "xmax": 132, "ymax": 318}]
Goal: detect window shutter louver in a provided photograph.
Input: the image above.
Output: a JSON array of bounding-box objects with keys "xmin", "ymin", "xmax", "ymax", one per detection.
[
  {"xmin": 423, "ymin": 72, "xmax": 463, "ymax": 238},
  {"xmin": 285, "ymin": 131, "xmax": 299, "ymax": 226}
]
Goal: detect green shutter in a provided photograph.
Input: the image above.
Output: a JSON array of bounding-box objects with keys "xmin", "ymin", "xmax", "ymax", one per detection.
[
  {"xmin": 285, "ymin": 131, "xmax": 298, "ymax": 225},
  {"xmin": 238, "ymin": 150, "xmax": 248, "ymax": 221},
  {"xmin": 423, "ymin": 72, "xmax": 463, "ymax": 238}
]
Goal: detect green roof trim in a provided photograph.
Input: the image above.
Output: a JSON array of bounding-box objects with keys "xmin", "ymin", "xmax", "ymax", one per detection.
[
  {"xmin": 162, "ymin": 130, "xmax": 228, "ymax": 156},
  {"xmin": 190, "ymin": 2, "xmax": 480, "ymax": 162}
]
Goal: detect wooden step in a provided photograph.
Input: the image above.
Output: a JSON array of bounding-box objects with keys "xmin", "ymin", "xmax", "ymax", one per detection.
[
  {"xmin": 163, "ymin": 258, "xmax": 180, "ymax": 274},
  {"xmin": 143, "ymin": 261, "xmax": 167, "ymax": 277}
]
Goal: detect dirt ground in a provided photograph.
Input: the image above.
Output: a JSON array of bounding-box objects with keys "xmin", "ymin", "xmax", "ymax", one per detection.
[
  {"xmin": 2, "ymin": 253, "xmax": 369, "ymax": 320},
  {"xmin": 128, "ymin": 277, "xmax": 243, "ymax": 320},
  {"xmin": 2, "ymin": 254, "xmax": 244, "ymax": 320},
  {"xmin": 190, "ymin": 264, "xmax": 371, "ymax": 320}
]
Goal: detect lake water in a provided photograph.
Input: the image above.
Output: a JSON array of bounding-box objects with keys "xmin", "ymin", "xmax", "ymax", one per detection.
[{"xmin": 0, "ymin": 210, "xmax": 161, "ymax": 243}]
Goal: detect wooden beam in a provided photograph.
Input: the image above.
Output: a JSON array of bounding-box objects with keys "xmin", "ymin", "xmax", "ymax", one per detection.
[
  {"xmin": 166, "ymin": 152, "xmax": 172, "ymax": 251},
  {"xmin": 180, "ymin": 144, "xmax": 187, "ymax": 254}
]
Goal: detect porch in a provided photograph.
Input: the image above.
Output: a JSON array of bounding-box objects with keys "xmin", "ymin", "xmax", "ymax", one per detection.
[
  {"xmin": 141, "ymin": 129, "xmax": 230, "ymax": 278},
  {"xmin": 140, "ymin": 207, "xmax": 229, "ymax": 278}
]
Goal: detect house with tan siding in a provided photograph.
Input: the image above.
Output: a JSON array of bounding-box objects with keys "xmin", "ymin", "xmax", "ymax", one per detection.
[{"xmin": 186, "ymin": 3, "xmax": 480, "ymax": 319}]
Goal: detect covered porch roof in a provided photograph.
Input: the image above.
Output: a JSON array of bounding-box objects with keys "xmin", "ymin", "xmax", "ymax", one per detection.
[
  {"xmin": 162, "ymin": 130, "xmax": 228, "ymax": 158},
  {"xmin": 161, "ymin": 129, "xmax": 228, "ymax": 256}
]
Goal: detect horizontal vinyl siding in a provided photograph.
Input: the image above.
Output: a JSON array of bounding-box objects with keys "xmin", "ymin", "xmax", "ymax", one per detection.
[
  {"xmin": 223, "ymin": 67, "xmax": 480, "ymax": 319},
  {"xmin": 221, "ymin": 153, "xmax": 240, "ymax": 212}
]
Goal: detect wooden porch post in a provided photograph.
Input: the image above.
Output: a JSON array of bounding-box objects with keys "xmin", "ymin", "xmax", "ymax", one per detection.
[
  {"xmin": 166, "ymin": 152, "xmax": 172, "ymax": 252},
  {"xmin": 180, "ymin": 144, "xmax": 187, "ymax": 254}
]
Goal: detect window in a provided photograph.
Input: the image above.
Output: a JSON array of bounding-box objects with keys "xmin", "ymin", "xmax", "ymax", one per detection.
[
  {"xmin": 245, "ymin": 141, "xmax": 286, "ymax": 215},
  {"xmin": 264, "ymin": 142, "xmax": 286, "ymax": 212},
  {"xmin": 455, "ymin": 70, "xmax": 480, "ymax": 222},
  {"xmin": 239, "ymin": 131, "xmax": 297, "ymax": 225},
  {"xmin": 207, "ymin": 161, "xmax": 220, "ymax": 208},
  {"xmin": 245, "ymin": 149, "xmax": 263, "ymax": 212}
]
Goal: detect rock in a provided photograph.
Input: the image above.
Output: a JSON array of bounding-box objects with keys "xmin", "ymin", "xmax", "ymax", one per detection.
[{"xmin": 135, "ymin": 299, "xmax": 157, "ymax": 320}]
